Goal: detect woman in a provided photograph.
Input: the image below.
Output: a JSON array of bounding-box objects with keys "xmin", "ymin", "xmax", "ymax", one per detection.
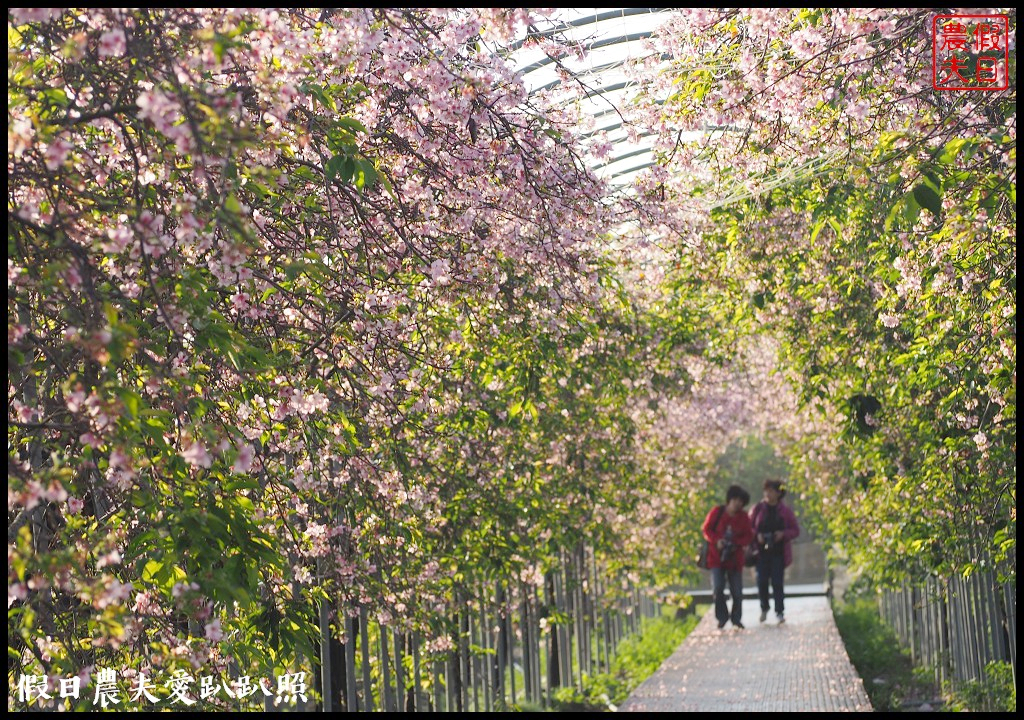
[
  {"xmin": 749, "ymin": 478, "xmax": 800, "ymax": 624},
  {"xmin": 702, "ymin": 484, "xmax": 754, "ymax": 629}
]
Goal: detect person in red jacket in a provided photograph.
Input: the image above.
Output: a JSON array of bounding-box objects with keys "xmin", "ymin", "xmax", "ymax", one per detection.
[{"xmin": 702, "ymin": 484, "xmax": 754, "ymax": 629}]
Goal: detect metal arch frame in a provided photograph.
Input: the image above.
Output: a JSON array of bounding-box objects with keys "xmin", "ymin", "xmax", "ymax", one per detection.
[
  {"xmin": 516, "ymin": 30, "xmax": 661, "ymax": 80},
  {"xmin": 505, "ymin": 7, "xmax": 674, "ymax": 53},
  {"xmin": 506, "ymin": 8, "xmax": 681, "ymax": 190}
]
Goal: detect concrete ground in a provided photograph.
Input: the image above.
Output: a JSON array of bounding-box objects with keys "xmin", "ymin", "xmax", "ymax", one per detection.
[{"xmin": 617, "ymin": 592, "xmax": 873, "ymax": 712}]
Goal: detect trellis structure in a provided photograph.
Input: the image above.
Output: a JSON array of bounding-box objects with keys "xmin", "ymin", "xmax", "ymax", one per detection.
[
  {"xmin": 879, "ymin": 564, "xmax": 1016, "ymax": 710},
  {"xmin": 304, "ymin": 545, "xmax": 659, "ymax": 711}
]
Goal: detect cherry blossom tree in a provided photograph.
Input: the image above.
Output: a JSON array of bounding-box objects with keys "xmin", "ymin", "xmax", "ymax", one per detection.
[
  {"xmin": 8, "ymin": 7, "xmax": 671, "ymax": 707},
  {"xmin": 8, "ymin": 7, "xmax": 1015, "ymax": 710},
  {"xmin": 628, "ymin": 7, "xmax": 1015, "ymax": 584}
]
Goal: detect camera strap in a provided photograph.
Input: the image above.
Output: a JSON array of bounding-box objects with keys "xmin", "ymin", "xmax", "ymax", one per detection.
[{"xmin": 711, "ymin": 504, "xmax": 725, "ymax": 533}]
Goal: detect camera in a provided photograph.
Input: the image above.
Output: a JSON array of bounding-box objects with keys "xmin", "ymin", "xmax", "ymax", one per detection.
[
  {"xmin": 721, "ymin": 528, "xmax": 736, "ymax": 563},
  {"xmin": 721, "ymin": 540, "xmax": 736, "ymax": 563},
  {"xmin": 761, "ymin": 531, "xmax": 775, "ymax": 553}
]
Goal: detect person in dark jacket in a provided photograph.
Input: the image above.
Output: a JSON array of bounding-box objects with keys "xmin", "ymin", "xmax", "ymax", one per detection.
[
  {"xmin": 749, "ymin": 478, "xmax": 801, "ymax": 624},
  {"xmin": 702, "ymin": 484, "xmax": 754, "ymax": 629}
]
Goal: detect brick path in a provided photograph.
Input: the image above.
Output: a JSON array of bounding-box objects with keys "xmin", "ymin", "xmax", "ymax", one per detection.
[{"xmin": 617, "ymin": 593, "xmax": 873, "ymax": 712}]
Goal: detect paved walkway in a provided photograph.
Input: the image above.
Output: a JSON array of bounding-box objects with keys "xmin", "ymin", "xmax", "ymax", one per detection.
[{"xmin": 617, "ymin": 591, "xmax": 873, "ymax": 712}]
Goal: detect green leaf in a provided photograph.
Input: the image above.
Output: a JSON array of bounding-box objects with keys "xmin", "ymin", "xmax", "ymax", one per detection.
[
  {"xmin": 113, "ymin": 388, "xmax": 142, "ymax": 419},
  {"xmin": 884, "ymin": 199, "xmax": 903, "ymax": 231},
  {"xmin": 809, "ymin": 218, "xmax": 826, "ymax": 243},
  {"xmin": 937, "ymin": 137, "xmax": 971, "ymax": 164},
  {"xmin": 325, "ymin": 154, "xmax": 347, "ymax": 181},
  {"xmin": 920, "ymin": 171, "xmax": 941, "ymax": 195},
  {"xmin": 225, "ymin": 346, "xmax": 241, "ymax": 371},
  {"xmin": 340, "ymin": 157, "xmax": 355, "ymax": 183},
  {"xmin": 377, "ymin": 172, "xmax": 398, "ymax": 202},
  {"xmin": 827, "ymin": 217, "xmax": 843, "ymax": 239},
  {"xmin": 912, "ymin": 184, "xmax": 942, "ymax": 216},
  {"xmin": 336, "ymin": 116, "xmax": 367, "ymax": 135},
  {"xmin": 524, "ymin": 399, "xmax": 538, "ymax": 421},
  {"xmin": 141, "ymin": 559, "xmax": 164, "ymax": 585},
  {"xmin": 902, "ymin": 191, "xmax": 922, "ymax": 225},
  {"xmin": 354, "ymin": 159, "xmax": 378, "ymax": 191}
]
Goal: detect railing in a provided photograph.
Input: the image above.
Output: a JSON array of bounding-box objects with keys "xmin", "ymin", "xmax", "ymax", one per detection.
[
  {"xmin": 307, "ymin": 544, "xmax": 661, "ymax": 711},
  {"xmin": 879, "ymin": 569, "xmax": 1016, "ymax": 703}
]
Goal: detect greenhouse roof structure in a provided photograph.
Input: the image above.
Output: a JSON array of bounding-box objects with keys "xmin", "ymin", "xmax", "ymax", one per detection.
[{"xmin": 504, "ymin": 8, "xmax": 680, "ymax": 191}]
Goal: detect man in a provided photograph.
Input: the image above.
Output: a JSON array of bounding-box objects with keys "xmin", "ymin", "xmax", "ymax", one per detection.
[
  {"xmin": 702, "ymin": 484, "xmax": 754, "ymax": 629},
  {"xmin": 749, "ymin": 478, "xmax": 800, "ymax": 624}
]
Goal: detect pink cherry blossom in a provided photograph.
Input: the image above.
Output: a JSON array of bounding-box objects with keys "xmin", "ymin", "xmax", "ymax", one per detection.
[
  {"xmin": 98, "ymin": 29, "xmax": 127, "ymax": 58},
  {"xmin": 9, "ymin": 8, "xmax": 65, "ymax": 24},
  {"xmin": 429, "ymin": 259, "xmax": 452, "ymax": 285},
  {"xmin": 44, "ymin": 138, "xmax": 74, "ymax": 170},
  {"xmin": 232, "ymin": 443, "xmax": 255, "ymax": 474},
  {"xmin": 879, "ymin": 313, "xmax": 901, "ymax": 328},
  {"xmin": 204, "ymin": 618, "xmax": 224, "ymax": 642},
  {"xmin": 181, "ymin": 440, "xmax": 212, "ymax": 469}
]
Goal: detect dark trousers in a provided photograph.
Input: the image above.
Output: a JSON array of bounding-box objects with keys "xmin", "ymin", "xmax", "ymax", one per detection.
[
  {"xmin": 756, "ymin": 551, "xmax": 786, "ymax": 615},
  {"xmin": 710, "ymin": 566, "xmax": 744, "ymax": 626}
]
